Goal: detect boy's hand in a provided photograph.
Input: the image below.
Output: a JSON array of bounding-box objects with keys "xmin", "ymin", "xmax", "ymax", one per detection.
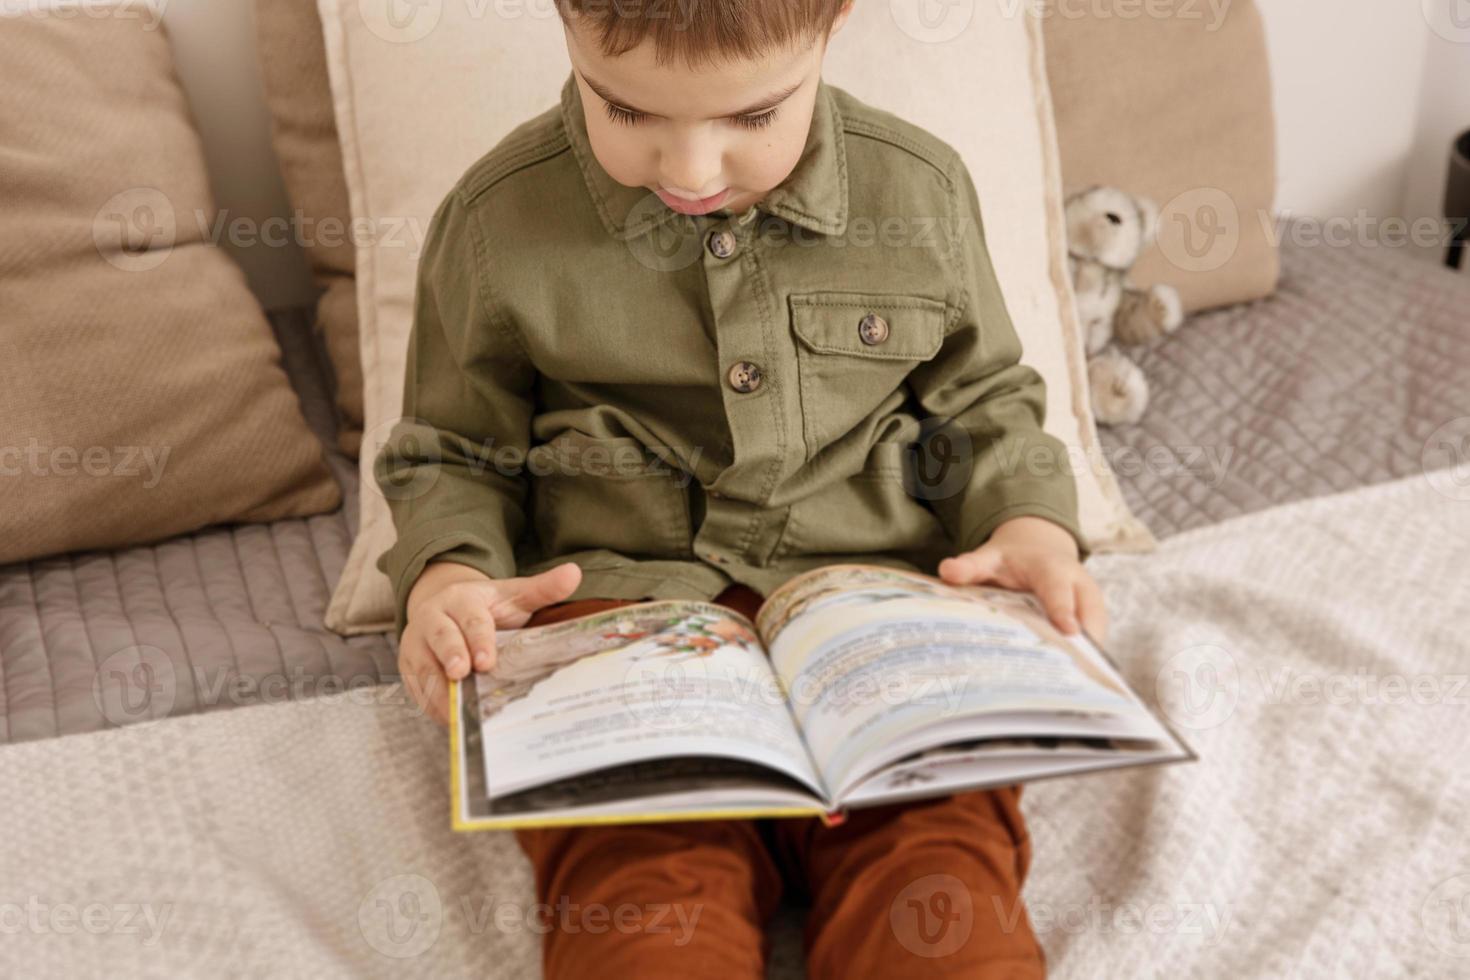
[
  {"xmin": 936, "ymin": 516, "xmax": 1107, "ymax": 643},
  {"xmin": 399, "ymin": 560, "xmax": 582, "ymax": 725}
]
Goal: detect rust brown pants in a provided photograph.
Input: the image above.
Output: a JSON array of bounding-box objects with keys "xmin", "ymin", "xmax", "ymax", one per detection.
[{"xmin": 514, "ymin": 584, "xmax": 1046, "ymax": 979}]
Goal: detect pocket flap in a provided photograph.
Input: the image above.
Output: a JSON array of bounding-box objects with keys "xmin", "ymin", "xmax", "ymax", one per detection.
[{"xmin": 789, "ymin": 291, "xmax": 948, "ymax": 360}]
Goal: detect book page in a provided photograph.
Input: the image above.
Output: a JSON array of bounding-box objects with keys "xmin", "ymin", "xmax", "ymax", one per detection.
[
  {"xmin": 756, "ymin": 565, "xmax": 1172, "ymax": 796},
  {"xmin": 470, "ymin": 600, "xmax": 825, "ymax": 801}
]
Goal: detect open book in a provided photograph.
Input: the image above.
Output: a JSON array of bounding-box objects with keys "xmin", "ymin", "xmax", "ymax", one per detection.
[{"xmin": 449, "ymin": 563, "xmax": 1194, "ymax": 830}]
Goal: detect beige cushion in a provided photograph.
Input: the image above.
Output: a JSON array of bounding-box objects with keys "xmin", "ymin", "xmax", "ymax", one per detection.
[
  {"xmin": 1044, "ymin": 1, "xmax": 1280, "ymax": 313},
  {"xmin": 254, "ymin": 0, "xmax": 363, "ymax": 457},
  {"xmin": 316, "ymin": 0, "xmax": 1156, "ymax": 634},
  {"xmin": 0, "ymin": 6, "xmax": 341, "ymax": 564}
]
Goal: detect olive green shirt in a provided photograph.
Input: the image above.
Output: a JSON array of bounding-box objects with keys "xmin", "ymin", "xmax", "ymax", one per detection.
[{"xmin": 374, "ymin": 71, "xmax": 1084, "ymax": 637}]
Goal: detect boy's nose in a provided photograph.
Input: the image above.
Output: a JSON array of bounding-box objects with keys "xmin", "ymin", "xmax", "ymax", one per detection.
[{"xmin": 658, "ymin": 143, "xmax": 723, "ymax": 200}]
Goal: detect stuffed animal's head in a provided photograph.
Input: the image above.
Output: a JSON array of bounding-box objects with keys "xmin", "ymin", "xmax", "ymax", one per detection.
[{"xmin": 1064, "ymin": 186, "xmax": 1159, "ymax": 271}]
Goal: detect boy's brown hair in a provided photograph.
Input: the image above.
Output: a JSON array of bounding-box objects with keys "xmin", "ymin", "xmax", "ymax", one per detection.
[{"xmin": 554, "ymin": 0, "xmax": 851, "ymax": 68}]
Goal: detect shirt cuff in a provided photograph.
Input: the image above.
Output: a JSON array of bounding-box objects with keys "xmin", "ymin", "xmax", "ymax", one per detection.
[
  {"xmin": 376, "ymin": 521, "xmax": 518, "ymax": 638},
  {"xmin": 960, "ymin": 494, "xmax": 1090, "ymax": 564}
]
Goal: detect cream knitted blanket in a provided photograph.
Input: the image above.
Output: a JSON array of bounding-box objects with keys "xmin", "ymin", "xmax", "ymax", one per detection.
[{"xmin": 3, "ymin": 470, "xmax": 1468, "ymax": 978}]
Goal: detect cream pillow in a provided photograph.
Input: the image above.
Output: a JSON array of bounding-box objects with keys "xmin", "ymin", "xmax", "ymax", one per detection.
[{"xmin": 318, "ymin": 0, "xmax": 1155, "ymax": 634}]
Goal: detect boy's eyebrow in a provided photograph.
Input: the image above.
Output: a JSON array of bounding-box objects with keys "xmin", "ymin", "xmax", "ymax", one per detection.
[{"xmin": 579, "ymin": 71, "xmax": 803, "ymax": 118}]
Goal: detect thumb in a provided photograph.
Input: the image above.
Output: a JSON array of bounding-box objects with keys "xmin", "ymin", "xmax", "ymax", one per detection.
[
  {"xmin": 501, "ymin": 562, "xmax": 583, "ymax": 621},
  {"xmin": 938, "ymin": 546, "xmax": 1004, "ymax": 585}
]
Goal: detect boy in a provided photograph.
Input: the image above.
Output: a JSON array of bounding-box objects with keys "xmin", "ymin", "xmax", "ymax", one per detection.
[{"xmin": 376, "ymin": 1, "xmax": 1107, "ymax": 975}]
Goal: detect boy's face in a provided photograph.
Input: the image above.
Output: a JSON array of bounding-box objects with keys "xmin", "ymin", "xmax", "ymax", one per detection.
[{"xmin": 562, "ymin": 9, "xmax": 850, "ymax": 217}]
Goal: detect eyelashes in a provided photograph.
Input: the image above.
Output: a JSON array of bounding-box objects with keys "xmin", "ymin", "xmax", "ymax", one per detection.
[{"xmin": 602, "ymin": 102, "xmax": 779, "ymax": 131}]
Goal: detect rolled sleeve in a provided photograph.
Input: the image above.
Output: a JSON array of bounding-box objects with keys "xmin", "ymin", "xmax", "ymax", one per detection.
[
  {"xmin": 904, "ymin": 153, "xmax": 1088, "ymax": 562},
  {"xmin": 373, "ymin": 188, "xmax": 534, "ymax": 637}
]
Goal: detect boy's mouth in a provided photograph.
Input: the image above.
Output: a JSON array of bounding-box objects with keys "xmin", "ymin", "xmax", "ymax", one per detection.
[{"xmin": 655, "ymin": 187, "xmax": 730, "ymax": 215}]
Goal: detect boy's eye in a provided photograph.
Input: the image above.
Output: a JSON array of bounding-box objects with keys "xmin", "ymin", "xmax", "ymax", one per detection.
[
  {"xmin": 603, "ymin": 102, "xmax": 645, "ymax": 127},
  {"xmin": 732, "ymin": 108, "xmax": 779, "ymax": 131},
  {"xmin": 601, "ymin": 102, "xmax": 780, "ymax": 131}
]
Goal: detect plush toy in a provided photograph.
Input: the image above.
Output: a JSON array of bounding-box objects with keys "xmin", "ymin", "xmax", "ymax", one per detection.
[{"xmin": 1064, "ymin": 185, "xmax": 1185, "ymax": 426}]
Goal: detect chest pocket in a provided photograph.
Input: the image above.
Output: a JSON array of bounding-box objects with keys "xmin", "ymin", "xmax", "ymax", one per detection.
[{"xmin": 789, "ymin": 291, "xmax": 948, "ymax": 456}]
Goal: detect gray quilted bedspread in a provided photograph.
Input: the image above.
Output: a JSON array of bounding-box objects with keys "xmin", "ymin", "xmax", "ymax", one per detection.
[
  {"xmin": 0, "ymin": 310, "xmax": 396, "ymax": 744},
  {"xmin": 1, "ymin": 223, "xmax": 1465, "ymax": 745},
  {"xmin": 1098, "ymin": 223, "xmax": 1470, "ymax": 535}
]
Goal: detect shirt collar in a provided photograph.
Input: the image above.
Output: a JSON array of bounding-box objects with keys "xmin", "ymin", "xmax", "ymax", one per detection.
[{"xmin": 559, "ymin": 70, "xmax": 849, "ymax": 239}]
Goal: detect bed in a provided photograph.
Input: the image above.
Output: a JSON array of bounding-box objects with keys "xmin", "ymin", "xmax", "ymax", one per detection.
[{"xmin": 3, "ymin": 221, "xmax": 1468, "ymax": 977}]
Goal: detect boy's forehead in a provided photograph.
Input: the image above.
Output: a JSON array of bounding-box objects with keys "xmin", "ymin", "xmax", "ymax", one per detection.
[{"xmin": 562, "ymin": 20, "xmax": 816, "ymax": 119}]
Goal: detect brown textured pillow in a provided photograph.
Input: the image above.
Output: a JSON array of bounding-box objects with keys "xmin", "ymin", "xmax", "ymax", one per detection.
[
  {"xmin": 1044, "ymin": 1, "xmax": 1280, "ymax": 313},
  {"xmin": 254, "ymin": 0, "xmax": 363, "ymax": 457},
  {"xmin": 0, "ymin": 8, "xmax": 341, "ymax": 564}
]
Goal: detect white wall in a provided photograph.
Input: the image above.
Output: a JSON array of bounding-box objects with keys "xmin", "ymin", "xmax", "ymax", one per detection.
[{"xmin": 1259, "ymin": 0, "xmax": 1470, "ymax": 273}]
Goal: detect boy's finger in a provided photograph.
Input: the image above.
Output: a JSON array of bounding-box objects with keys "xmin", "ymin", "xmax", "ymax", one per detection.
[
  {"xmin": 1035, "ymin": 571, "xmax": 1080, "ymax": 636},
  {"xmin": 399, "ymin": 645, "xmax": 449, "ymax": 726},
  {"xmin": 424, "ymin": 616, "xmax": 473, "ymax": 680},
  {"xmin": 1075, "ymin": 577, "xmax": 1109, "ymax": 645},
  {"xmin": 446, "ymin": 595, "xmax": 499, "ymax": 672},
  {"xmin": 938, "ymin": 548, "xmax": 1002, "ymax": 584},
  {"xmin": 500, "ymin": 562, "xmax": 584, "ymax": 624}
]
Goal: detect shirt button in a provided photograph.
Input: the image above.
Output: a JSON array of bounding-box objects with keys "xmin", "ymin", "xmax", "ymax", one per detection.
[
  {"xmin": 727, "ymin": 361, "xmax": 763, "ymax": 393},
  {"xmin": 858, "ymin": 312, "xmax": 890, "ymax": 346},
  {"xmin": 707, "ymin": 229, "xmax": 737, "ymax": 259}
]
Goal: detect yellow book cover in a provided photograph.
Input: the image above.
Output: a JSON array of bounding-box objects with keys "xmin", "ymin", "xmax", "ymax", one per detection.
[{"xmin": 447, "ymin": 564, "xmax": 1193, "ymax": 832}]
